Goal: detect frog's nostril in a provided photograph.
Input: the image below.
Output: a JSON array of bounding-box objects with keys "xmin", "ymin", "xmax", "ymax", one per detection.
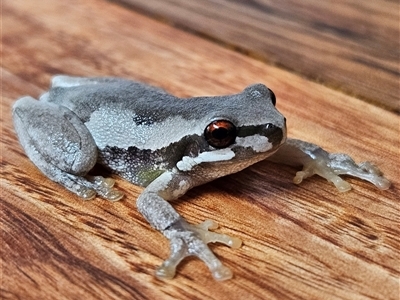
[
  {"xmin": 264, "ymin": 124, "xmax": 283, "ymax": 147},
  {"xmin": 265, "ymin": 123, "xmax": 278, "ymax": 131},
  {"xmin": 265, "ymin": 123, "xmax": 275, "ymax": 129}
]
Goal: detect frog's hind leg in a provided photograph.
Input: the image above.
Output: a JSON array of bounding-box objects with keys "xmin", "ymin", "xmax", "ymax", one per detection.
[{"xmin": 12, "ymin": 96, "xmax": 123, "ymax": 201}]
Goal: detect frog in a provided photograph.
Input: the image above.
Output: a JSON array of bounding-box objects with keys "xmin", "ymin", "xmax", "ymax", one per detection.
[{"xmin": 12, "ymin": 75, "xmax": 390, "ymax": 281}]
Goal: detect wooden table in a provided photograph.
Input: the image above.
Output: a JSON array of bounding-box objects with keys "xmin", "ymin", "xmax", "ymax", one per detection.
[{"xmin": 2, "ymin": 0, "xmax": 399, "ymax": 299}]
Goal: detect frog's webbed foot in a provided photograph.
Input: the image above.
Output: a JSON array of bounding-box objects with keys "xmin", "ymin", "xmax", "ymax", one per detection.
[
  {"xmin": 157, "ymin": 219, "xmax": 242, "ymax": 281},
  {"xmin": 73, "ymin": 175, "xmax": 124, "ymax": 201},
  {"xmin": 294, "ymin": 152, "xmax": 391, "ymax": 192}
]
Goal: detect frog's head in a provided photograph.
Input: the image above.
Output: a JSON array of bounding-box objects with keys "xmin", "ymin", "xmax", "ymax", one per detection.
[
  {"xmin": 204, "ymin": 84, "xmax": 286, "ymax": 153},
  {"xmin": 176, "ymin": 84, "xmax": 286, "ymax": 176}
]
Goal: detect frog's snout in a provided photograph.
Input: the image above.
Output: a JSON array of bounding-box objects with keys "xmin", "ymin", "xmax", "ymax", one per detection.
[{"xmin": 264, "ymin": 123, "xmax": 285, "ymax": 147}]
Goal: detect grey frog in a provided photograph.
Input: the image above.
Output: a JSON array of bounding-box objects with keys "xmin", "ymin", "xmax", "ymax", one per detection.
[{"xmin": 12, "ymin": 76, "xmax": 390, "ymax": 281}]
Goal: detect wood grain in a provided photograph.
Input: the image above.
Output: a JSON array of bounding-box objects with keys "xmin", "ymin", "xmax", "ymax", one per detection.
[
  {"xmin": 114, "ymin": 0, "xmax": 400, "ymax": 113},
  {"xmin": 1, "ymin": 0, "xmax": 399, "ymax": 299}
]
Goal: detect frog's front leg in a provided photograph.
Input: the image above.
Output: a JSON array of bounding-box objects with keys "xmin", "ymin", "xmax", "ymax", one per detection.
[
  {"xmin": 137, "ymin": 171, "xmax": 242, "ymax": 281},
  {"xmin": 269, "ymin": 138, "xmax": 390, "ymax": 192},
  {"xmin": 12, "ymin": 96, "xmax": 123, "ymax": 201}
]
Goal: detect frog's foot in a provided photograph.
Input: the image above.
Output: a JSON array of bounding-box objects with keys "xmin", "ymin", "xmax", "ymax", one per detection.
[
  {"xmin": 294, "ymin": 153, "xmax": 391, "ymax": 192},
  {"xmin": 157, "ymin": 219, "xmax": 242, "ymax": 281},
  {"xmin": 65, "ymin": 174, "xmax": 124, "ymax": 201}
]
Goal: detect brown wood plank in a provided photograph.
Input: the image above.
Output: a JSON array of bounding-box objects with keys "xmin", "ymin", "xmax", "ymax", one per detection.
[
  {"xmin": 114, "ymin": 0, "xmax": 400, "ymax": 113},
  {"xmin": 1, "ymin": 0, "xmax": 399, "ymax": 299}
]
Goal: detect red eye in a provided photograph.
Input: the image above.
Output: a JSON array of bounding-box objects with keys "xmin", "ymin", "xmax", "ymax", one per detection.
[{"xmin": 204, "ymin": 120, "xmax": 237, "ymax": 148}]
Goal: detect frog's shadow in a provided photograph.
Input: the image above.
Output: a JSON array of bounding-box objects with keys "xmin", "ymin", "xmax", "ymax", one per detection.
[
  {"xmin": 90, "ymin": 159, "xmax": 335, "ymax": 208},
  {"xmin": 205, "ymin": 160, "xmax": 307, "ymax": 201}
]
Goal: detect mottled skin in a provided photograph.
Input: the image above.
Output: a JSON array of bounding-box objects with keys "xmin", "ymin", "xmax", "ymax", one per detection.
[{"xmin": 13, "ymin": 76, "xmax": 390, "ymax": 281}]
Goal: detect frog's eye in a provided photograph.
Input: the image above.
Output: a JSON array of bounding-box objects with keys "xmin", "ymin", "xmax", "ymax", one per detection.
[
  {"xmin": 204, "ymin": 120, "xmax": 237, "ymax": 149},
  {"xmin": 268, "ymin": 88, "xmax": 276, "ymax": 106}
]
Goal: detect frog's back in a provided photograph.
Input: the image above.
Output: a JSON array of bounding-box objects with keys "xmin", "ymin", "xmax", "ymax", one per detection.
[
  {"xmin": 40, "ymin": 76, "xmax": 199, "ymax": 187},
  {"xmin": 41, "ymin": 76, "xmax": 174, "ymax": 122}
]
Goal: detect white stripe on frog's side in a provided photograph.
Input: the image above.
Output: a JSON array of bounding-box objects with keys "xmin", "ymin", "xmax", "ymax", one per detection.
[
  {"xmin": 176, "ymin": 148, "xmax": 235, "ymax": 172},
  {"xmin": 85, "ymin": 106, "xmax": 203, "ymax": 151}
]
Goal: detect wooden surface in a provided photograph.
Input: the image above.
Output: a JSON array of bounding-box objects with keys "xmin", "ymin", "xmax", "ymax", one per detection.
[
  {"xmin": 1, "ymin": 0, "xmax": 399, "ymax": 299},
  {"xmin": 115, "ymin": 0, "xmax": 400, "ymax": 113}
]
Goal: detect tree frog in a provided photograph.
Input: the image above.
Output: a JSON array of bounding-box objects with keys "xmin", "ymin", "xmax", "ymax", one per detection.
[{"xmin": 12, "ymin": 76, "xmax": 390, "ymax": 281}]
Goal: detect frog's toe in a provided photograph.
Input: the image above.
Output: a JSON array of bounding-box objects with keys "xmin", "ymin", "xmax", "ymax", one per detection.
[
  {"xmin": 293, "ymin": 170, "xmax": 312, "ymax": 184},
  {"xmin": 87, "ymin": 176, "xmax": 124, "ymax": 201},
  {"xmin": 155, "ymin": 263, "xmax": 176, "ymax": 280},
  {"xmin": 90, "ymin": 176, "xmax": 116, "ymax": 188},
  {"xmin": 372, "ymin": 176, "xmax": 391, "ymax": 190},
  {"xmin": 197, "ymin": 219, "xmax": 219, "ymax": 230},
  {"xmin": 75, "ymin": 186, "xmax": 97, "ymax": 200},
  {"xmin": 324, "ymin": 174, "xmax": 352, "ymax": 192},
  {"xmin": 155, "ymin": 238, "xmax": 185, "ymax": 280},
  {"xmin": 349, "ymin": 164, "xmax": 391, "ymax": 190},
  {"xmin": 192, "ymin": 219, "xmax": 242, "ymax": 248},
  {"xmin": 211, "ymin": 264, "xmax": 233, "ymax": 281},
  {"xmin": 194, "ymin": 242, "xmax": 234, "ymax": 281},
  {"xmin": 357, "ymin": 162, "xmax": 391, "ymax": 190},
  {"xmin": 104, "ymin": 190, "xmax": 124, "ymax": 201}
]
